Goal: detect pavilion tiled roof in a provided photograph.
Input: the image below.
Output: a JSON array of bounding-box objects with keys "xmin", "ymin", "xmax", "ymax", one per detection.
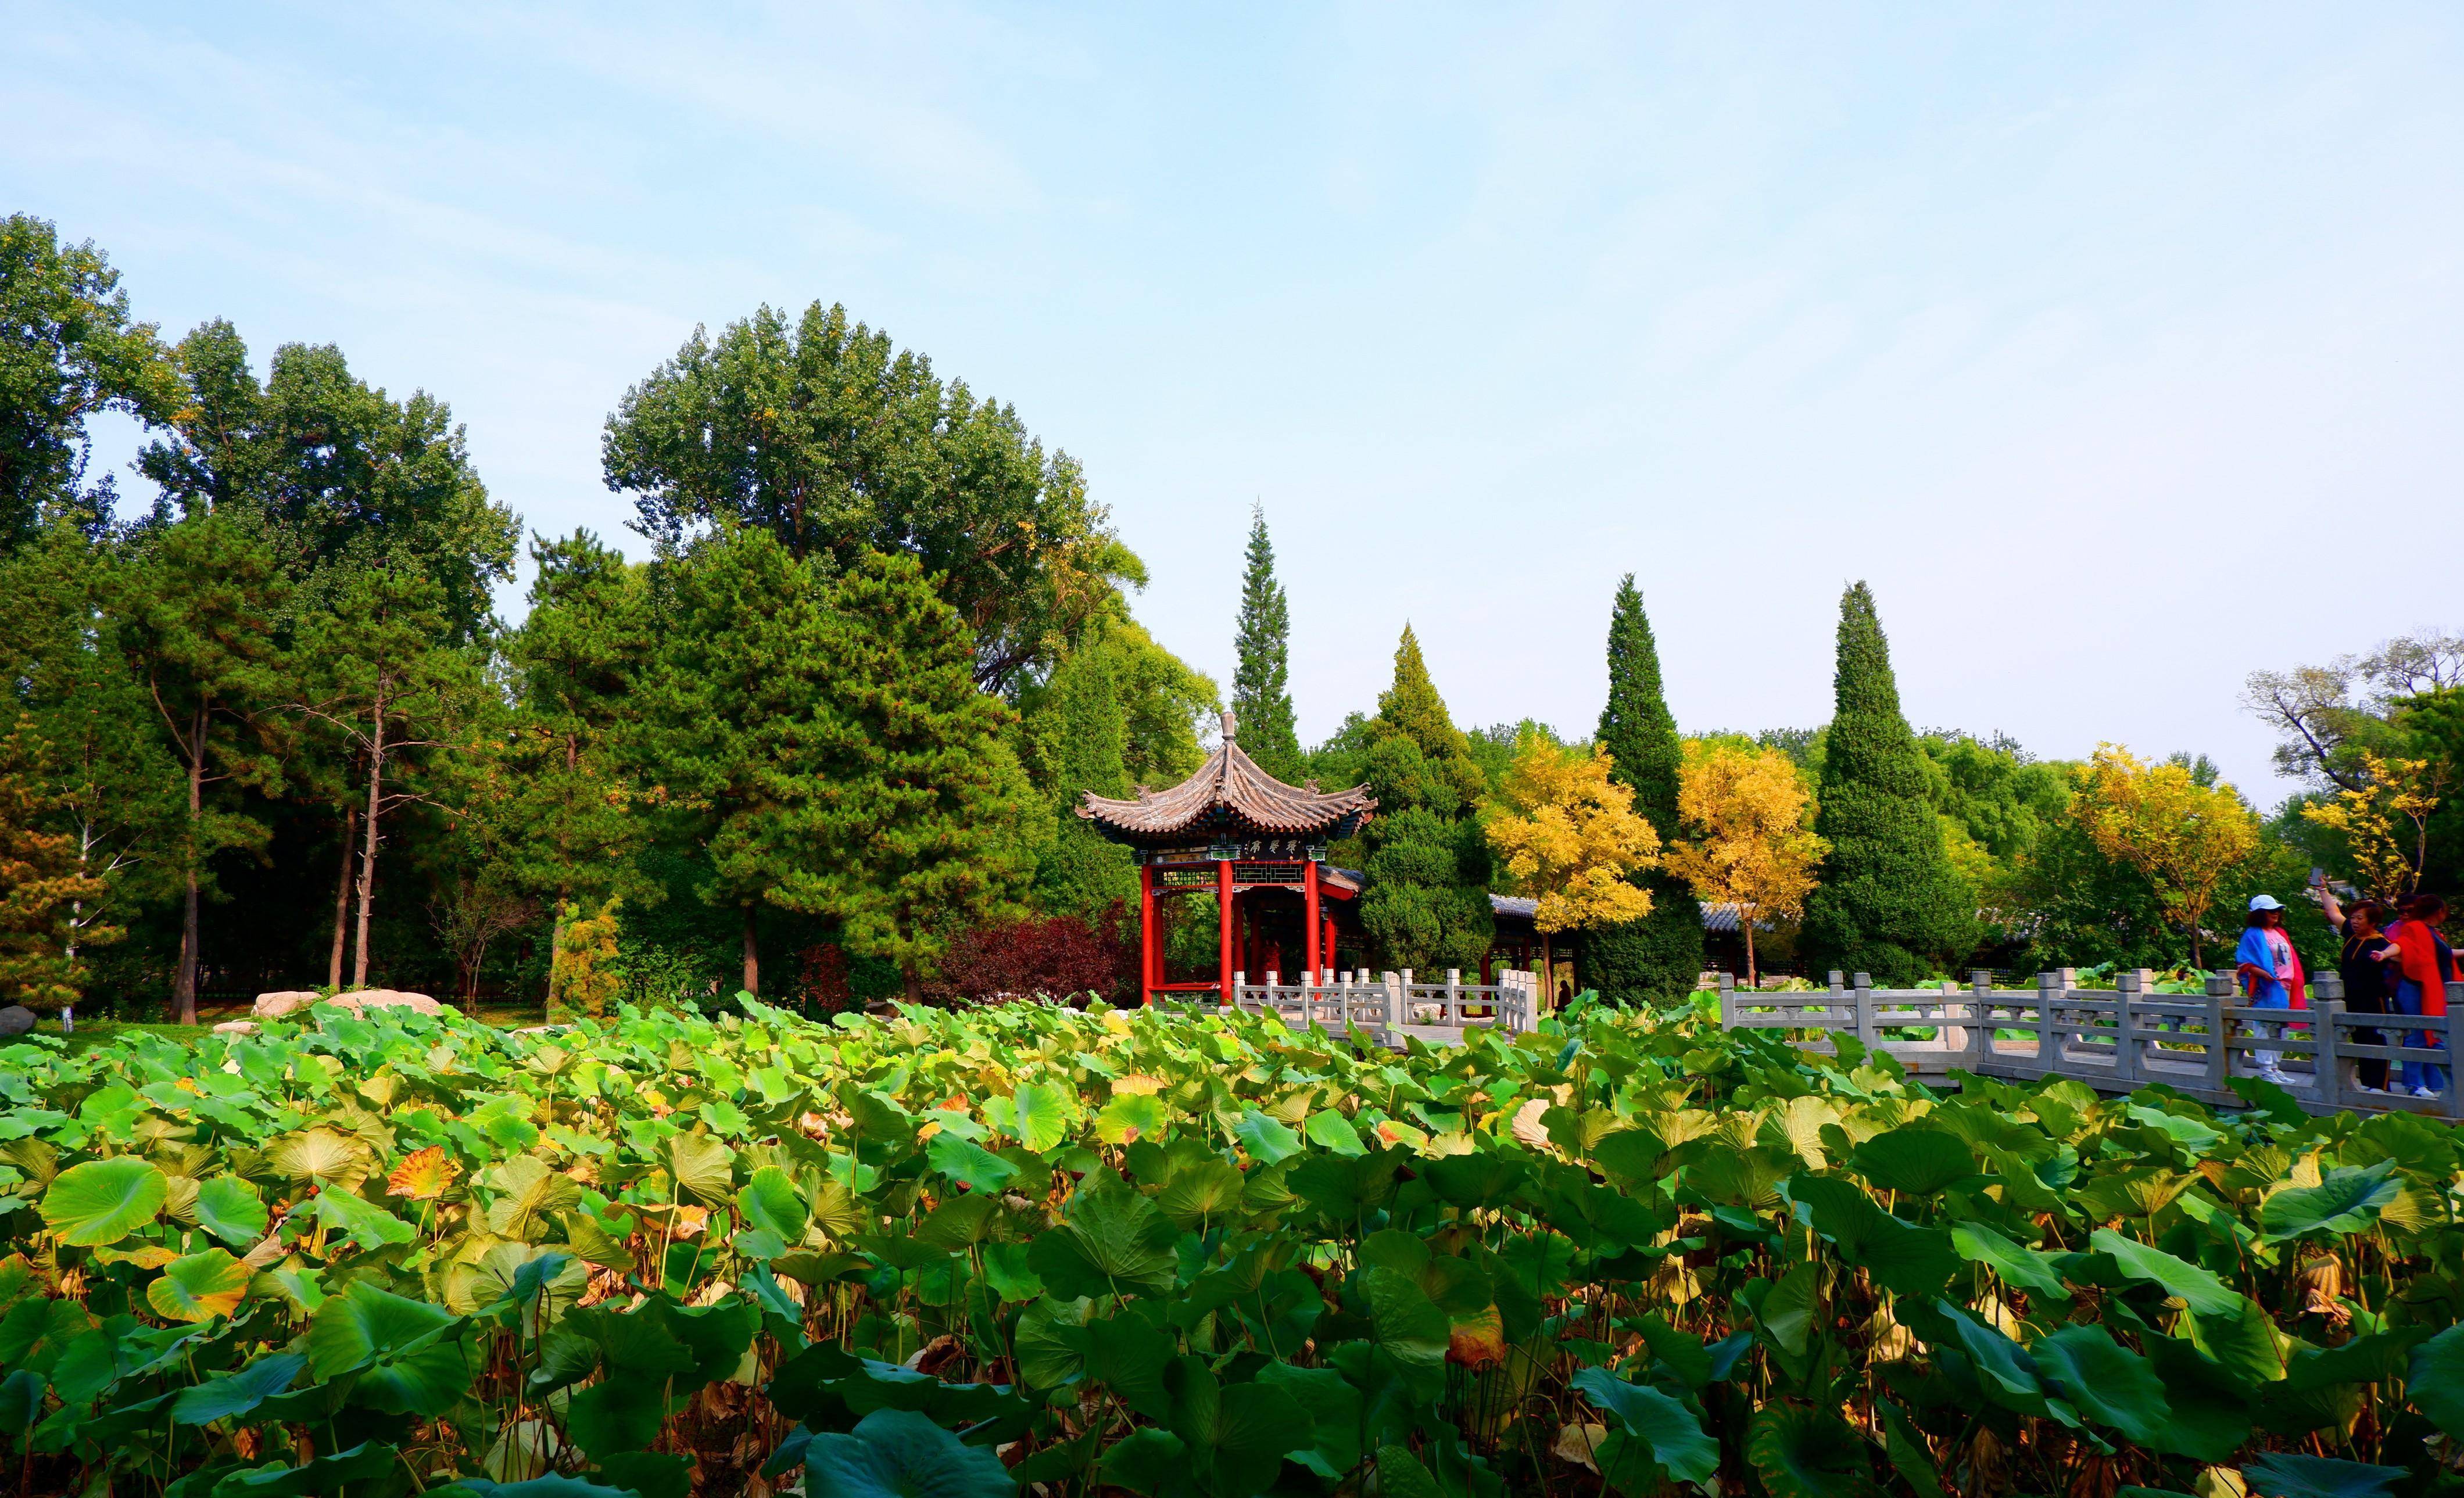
[{"xmin": 1077, "ymin": 715, "xmax": 1376, "ymax": 845}]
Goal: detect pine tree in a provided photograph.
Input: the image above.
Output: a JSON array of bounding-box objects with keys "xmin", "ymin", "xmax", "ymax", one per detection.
[
  {"xmin": 1032, "ymin": 641, "xmax": 1136, "ymax": 917},
  {"xmin": 1359, "ymin": 626, "xmax": 1493, "ymax": 973},
  {"xmin": 492, "ymin": 531, "xmax": 655, "ymax": 986},
  {"xmin": 1231, "ymin": 506, "xmax": 1302, "ymax": 782},
  {"xmin": 781, "ymin": 550, "xmax": 1033, "ymax": 996},
  {"xmin": 1588, "ymin": 576, "xmax": 1704, "ymax": 1003},
  {"xmin": 1800, "ymin": 582, "xmax": 1971, "ymax": 984},
  {"xmin": 636, "ymin": 526, "xmax": 837, "ymax": 998},
  {"xmin": 119, "ymin": 513, "xmax": 291, "ymax": 1023}
]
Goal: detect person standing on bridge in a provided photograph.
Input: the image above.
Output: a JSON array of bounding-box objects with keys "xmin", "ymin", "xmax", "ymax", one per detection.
[
  {"xmin": 2234, "ymin": 895, "xmax": 2304, "ymax": 1086},
  {"xmin": 2383, "ymin": 894, "xmax": 2452, "ymax": 1098}
]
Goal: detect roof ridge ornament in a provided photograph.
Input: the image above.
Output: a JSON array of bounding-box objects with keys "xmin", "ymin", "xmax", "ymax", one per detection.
[{"xmin": 1221, "ymin": 709, "xmax": 1237, "ymax": 742}]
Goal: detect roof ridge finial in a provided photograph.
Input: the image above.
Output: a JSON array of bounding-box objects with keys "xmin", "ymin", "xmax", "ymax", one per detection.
[{"xmin": 1221, "ymin": 709, "xmax": 1237, "ymax": 743}]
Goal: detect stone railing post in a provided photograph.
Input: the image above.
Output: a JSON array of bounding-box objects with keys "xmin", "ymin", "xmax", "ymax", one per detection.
[
  {"xmin": 1233, "ymin": 970, "xmax": 1246, "ymax": 1010},
  {"xmin": 1718, "ymin": 972, "xmax": 1736, "ymax": 1029},
  {"xmin": 2313, "ymin": 998, "xmax": 2345, "ymax": 1112},
  {"xmin": 2113, "ymin": 969, "xmax": 2143, "ymax": 1085},
  {"xmin": 1969, "ymin": 970, "xmax": 1993, "ymax": 1070},
  {"xmin": 2203, "ymin": 974, "xmax": 2232, "ymax": 1092},
  {"xmin": 1853, "ymin": 972, "xmax": 1877, "ymax": 1051},
  {"xmin": 2447, "ymin": 983, "xmax": 2464, "ymax": 1120},
  {"xmin": 2035, "ymin": 972, "xmax": 2060, "ymax": 1073},
  {"xmin": 1446, "ymin": 969, "xmax": 1462, "ymax": 1026}
]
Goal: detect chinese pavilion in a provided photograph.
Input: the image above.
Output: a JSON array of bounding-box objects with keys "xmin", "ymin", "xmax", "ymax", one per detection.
[{"xmin": 1077, "ymin": 713, "xmax": 1376, "ymax": 1006}]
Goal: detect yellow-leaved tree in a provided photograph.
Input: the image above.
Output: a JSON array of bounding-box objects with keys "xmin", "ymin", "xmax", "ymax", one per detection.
[
  {"xmin": 550, "ymin": 897, "xmax": 623, "ymax": 1021},
  {"xmin": 1660, "ymin": 741, "xmax": 1826, "ymax": 990},
  {"xmin": 1484, "ymin": 729, "xmax": 1660, "ymax": 992},
  {"xmin": 2075, "ymin": 744, "xmax": 2259, "ymax": 967},
  {"xmin": 2299, "ymin": 751, "xmax": 2447, "ymax": 898}
]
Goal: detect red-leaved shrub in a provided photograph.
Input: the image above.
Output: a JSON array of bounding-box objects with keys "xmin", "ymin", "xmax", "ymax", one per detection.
[{"xmin": 925, "ymin": 907, "xmax": 1134, "ymax": 1008}]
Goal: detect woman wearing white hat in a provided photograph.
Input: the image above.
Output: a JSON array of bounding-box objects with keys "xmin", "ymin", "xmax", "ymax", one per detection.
[{"xmin": 2232, "ymin": 894, "xmax": 2304, "ymax": 1085}]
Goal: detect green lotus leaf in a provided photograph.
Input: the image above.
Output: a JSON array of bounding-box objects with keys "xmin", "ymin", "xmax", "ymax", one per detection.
[
  {"xmin": 1747, "ymin": 1403, "xmax": 1876, "ymax": 1498},
  {"xmin": 804, "ymin": 1408, "xmax": 1016, "ymax": 1498},
  {"xmin": 268, "ymin": 1127, "xmax": 372, "ymax": 1192},
  {"xmin": 1949, "ymin": 1221, "xmax": 2069, "ymax": 1299},
  {"xmin": 1571, "ymin": 1366, "xmax": 1719, "ymax": 1488},
  {"xmin": 1373, "ymin": 1444, "xmax": 1444, "ymax": 1498},
  {"xmin": 146, "ymin": 1248, "xmax": 252, "ymax": 1323},
  {"xmin": 2029, "ymin": 1324, "xmax": 2170, "ymax": 1449},
  {"xmin": 485, "ymin": 1156, "xmax": 581, "ymax": 1241},
  {"xmin": 316, "ymin": 1187, "xmax": 416, "ymax": 1253},
  {"xmin": 305, "ymin": 1280, "xmax": 470, "ymax": 1415},
  {"xmin": 170, "ymin": 1353, "xmax": 308, "ymax": 1425},
  {"xmin": 662, "ymin": 1133, "xmax": 736, "ymax": 1206},
  {"xmin": 1158, "ymin": 1356, "xmax": 1308, "ymax": 1498},
  {"xmin": 212, "ymin": 1439, "xmax": 399, "ymax": 1496},
  {"xmin": 2087, "ymin": 1228, "xmax": 2245, "ymax": 1316},
  {"xmin": 1851, "ymin": 1128, "xmax": 1977, "ymax": 1196},
  {"xmin": 1156, "ymin": 1159, "xmax": 1246, "ymax": 1231},
  {"xmin": 40, "ymin": 1157, "xmax": 167, "ymax": 1247},
  {"xmin": 738, "ymin": 1166, "xmax": 809, "ymax": 1242},
  {"xmin": 2259, "ymin": 1164, "xmax": 2402, "ymax": 1241},
  {"xmin": 1025, "ymin": 1170, "xmax": 1177, "ymax": 1300},
  {"xmin": 2409, "ymin": 1324, "xmax": 2464, "ymax": 1438},
  {"xmin": 194, "ymin": 1176, "xmax": 270, "ymax": 1246},
  {"xmin": 925, "ymin": 1134, "xmax": 1016, "ymax": 1195},
  {"xmin": 2241, "ymin": 1453, "xmax": 2407, "ymax": 1498}
]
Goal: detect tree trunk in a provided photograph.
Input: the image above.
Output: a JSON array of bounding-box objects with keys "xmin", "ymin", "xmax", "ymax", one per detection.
[
  {"xmin": 327, "ymin": 807, "xmax": 357, "ymax": 990},
  {"xmin": 903, "ymin": 962, "xmax": 925, "ymax": 1004},
  {"xmin": 740, "ymin": 904, "xmax": 758, "ymax": 997},
  {"xmin": 1743, "ymin": 909, "xmax": 1760, "ymax": 991},
  {"xmin": 1540, "ymin": 930, "xmax": 1554, "ymax": 1012},
  {"xmin": 174, "ymin": 701, "xmax": 205, "ymax": 1026},
  {"xmin": 352, "ymin": 698, "xmax": 386, "ymax": 991}
]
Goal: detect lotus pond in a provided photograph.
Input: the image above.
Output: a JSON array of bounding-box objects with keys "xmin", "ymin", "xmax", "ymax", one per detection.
[{"xmin": 1, "ymin": 995, "xmax": 2461, "ymax": 1498}]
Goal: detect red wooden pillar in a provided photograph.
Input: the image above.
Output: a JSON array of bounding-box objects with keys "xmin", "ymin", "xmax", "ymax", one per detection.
[
  {"xmin": 1216, "ymin": 859, "xmax": 1235, "ymax": 1007},
  {"xmin": 1138, "ymin": 862, "xmax": 1158, "ymax": 1005},
  {"xmin": 1303, "ymin": 859, "xmax": 1321, "ymax": 983},
  {"xmin": 1323, "ymin": 916, "xmax": 1336, "ymax": 974}
]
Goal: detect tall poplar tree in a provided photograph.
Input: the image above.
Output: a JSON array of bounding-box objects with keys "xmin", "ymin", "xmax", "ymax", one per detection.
[
  {"xmin": 1588, "ymin": 576, "xmax": 1704, "ymax": 1002},
  {"xmin": 1801, "ymin": 582, "xmax": 1971, "ymax": 984},
  {"xmin": 0, "ymin": 214, "xmax": 181, "ymax": 548},
  {"xmin": 1358, "ymin": 626, "xmax": 1494, "ymax": 973},
  {"xmin": 1230, "ymin": 505, "xmax": 1302, "ymax": 782}
]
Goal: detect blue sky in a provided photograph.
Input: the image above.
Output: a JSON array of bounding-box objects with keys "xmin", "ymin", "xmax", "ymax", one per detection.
[{"xmin": 8, "ymin": 2, "xmax": 2462, "ymax": 802}]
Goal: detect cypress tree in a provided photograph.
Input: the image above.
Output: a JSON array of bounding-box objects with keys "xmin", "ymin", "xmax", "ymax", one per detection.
[
  {"xmin": 1800, "ymin": 582, "xmax": 1971, "ymax": 984},
  {"xmin": 1230, "ymin": 505, "xmax": 1302, "ymax": 782},
  {"xmin": 1587, "ymin": 575, "xmax": 1704, "ymax": 1004},
  {"xmin": 1358, "ymin": 626, "xmax": 1492, "ymax": 973},
  {"xmin": 1032, "ymin": 642, "xmax": 1136, "ymax": 917}
]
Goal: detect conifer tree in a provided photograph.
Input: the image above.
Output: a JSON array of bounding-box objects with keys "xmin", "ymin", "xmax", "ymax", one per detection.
[
  {"xmin": 1359, "ymin": 626, "xmax": 1493, "ymax": 973},
  {"xmin": 1588, "ymin": 576, "xmax": 1705, "ymax": 1002},
  {"xmin": 1801, "ymin": 582, "xmax": 1971, "ymax": 984},
  {"xmin": 499, "ymin": 529, "xmax": 657, "ymax": 997},
  {"xmin": 120, "ymin": 513, "xmax": 291, "ymax": 1022},
  {"xmin": 782, "ymin": 550, "xmax": 1033, "ymax": 997},
  {"xmin": 1231, "ymin": 505, "xmax": 1302, "ymax": 782},
  {"xmin": 635, "ymin": 526, "xmax": 836, "ymax": 998},
  {"xmin": 1032, "ymin": 642, "xmax": 1136, "ymax": 917}
]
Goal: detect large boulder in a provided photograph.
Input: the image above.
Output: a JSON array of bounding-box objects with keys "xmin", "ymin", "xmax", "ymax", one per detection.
[
  {"xmin": 0, "ymin": 1006, "xmax": 35, "ymax": 1037},
  {"xmin": 212, "ymin": 1020, "xmax": 259, "ymax": 1037},
  {"xmin": 338, "ymin": 989, "xmax": 443, "ymax": 1015},
  {"xmin": 253, "ymin": 991, "xmax": 321, "ymax": 1019}
]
